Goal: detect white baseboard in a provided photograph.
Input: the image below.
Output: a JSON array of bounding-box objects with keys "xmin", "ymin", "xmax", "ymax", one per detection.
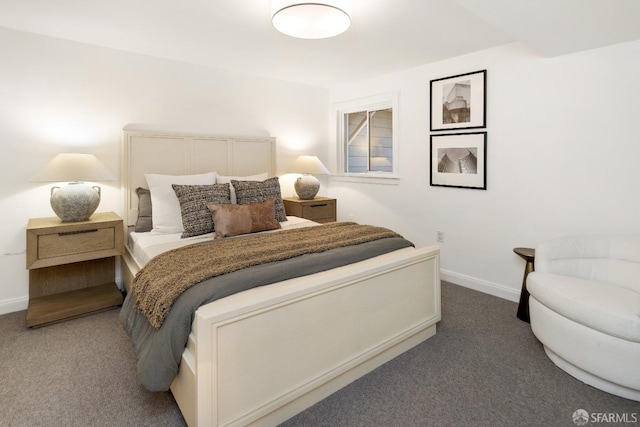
[
  {"xmin": 441, "ymin": 269, "xmax": 520, "ymax": 303},
  {"xmin": 0, "ymin": 296, "xmax": 28, "ymax": 316}
]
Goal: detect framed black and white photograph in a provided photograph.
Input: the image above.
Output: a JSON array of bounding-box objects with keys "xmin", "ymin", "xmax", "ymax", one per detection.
[
  {"xmin": 430, "ymin": 70, "xmax": 486, "ymax": 131},
  {"xmin": 430, "ymin": 132, "xmax": 487, "ymax": 190}
]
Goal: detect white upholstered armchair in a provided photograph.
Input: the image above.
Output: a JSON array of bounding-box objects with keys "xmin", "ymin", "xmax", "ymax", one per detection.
[{"xmin": 526, "ymin": 234, "xmax": 640, "ymax": 401}]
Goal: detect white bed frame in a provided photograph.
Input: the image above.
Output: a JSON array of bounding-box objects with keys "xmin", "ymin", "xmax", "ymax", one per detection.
[{"xmin": 120, "ymin": 129, "xmax": 441, "ymax": 427}]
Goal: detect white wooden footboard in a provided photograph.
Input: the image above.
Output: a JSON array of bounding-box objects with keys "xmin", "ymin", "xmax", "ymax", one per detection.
[{"xmin": 171, "ymin": 245, "xmax": 440, "ymax": 427}]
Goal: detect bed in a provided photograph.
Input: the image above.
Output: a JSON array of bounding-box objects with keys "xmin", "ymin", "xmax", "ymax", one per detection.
[{"xmin": 119, "ymin": 128, "xmax": 441, "ymax": 427}]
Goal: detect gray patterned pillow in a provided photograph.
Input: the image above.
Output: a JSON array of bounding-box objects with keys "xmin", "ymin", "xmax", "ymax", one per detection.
[
  {"xmin": 172, "ymin": 183, "xmax": 231, "ymax": 238},
  {"xmin": 231, "ymin": 177, "xmax": 287, "ymax": 222},
  {"xmin": 135, "ymin": 187, "xmax": 153, "ymax": 232}
]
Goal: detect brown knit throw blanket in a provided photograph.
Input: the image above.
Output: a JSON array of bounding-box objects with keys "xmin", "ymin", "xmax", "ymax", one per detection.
[{"xmin": 133, "ymin": 222, "xmax": 402, "ymax": 329}]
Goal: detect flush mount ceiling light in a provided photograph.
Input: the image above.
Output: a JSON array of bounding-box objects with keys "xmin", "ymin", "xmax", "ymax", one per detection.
[{"xmin": 272, "ymin": 0, "xmax": 352, "ymax": 39}]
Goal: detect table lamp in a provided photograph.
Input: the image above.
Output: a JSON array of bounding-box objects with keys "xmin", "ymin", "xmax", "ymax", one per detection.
[
  {"xmin": 287, "ymin": 155, "xmax": 330, "ymax": 200},
  {"xmin": 31, "ymin": 153, "xmax": 116, "ymax": 222}
]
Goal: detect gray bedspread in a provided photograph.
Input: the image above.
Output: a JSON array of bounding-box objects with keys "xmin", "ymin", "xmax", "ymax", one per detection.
[{"xmin": 120, "ymin": 236, "xmax": 413, "ymax": 391}]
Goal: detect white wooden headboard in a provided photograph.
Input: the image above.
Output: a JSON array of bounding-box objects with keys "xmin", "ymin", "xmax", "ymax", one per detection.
[{"xmin": 121, "ymin": 129, "xmax": 276, "ymax": 227}]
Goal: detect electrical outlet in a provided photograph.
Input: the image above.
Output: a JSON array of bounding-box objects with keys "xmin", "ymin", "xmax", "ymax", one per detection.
[{"xmin": 436, "ymin": 231, "xmax": 445, "ymax": 243}]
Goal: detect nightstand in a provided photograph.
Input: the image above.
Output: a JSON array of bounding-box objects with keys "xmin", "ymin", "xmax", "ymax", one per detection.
[
  {"xmin": 25, "ymin": 212, "xmax": 124, "ymax": 327},
  {"xmin": 282, "ymin": 196, "xmax": 337, "ymax": 223}
]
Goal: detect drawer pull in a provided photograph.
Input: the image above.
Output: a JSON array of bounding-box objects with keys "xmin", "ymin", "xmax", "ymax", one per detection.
[
  {"xmin": 58, "ymin": 229, "xmax": 99, "ymax": 236},
  {"xmin": 310, "ymin": 204, "xmax": 328, "ymax": 207}
]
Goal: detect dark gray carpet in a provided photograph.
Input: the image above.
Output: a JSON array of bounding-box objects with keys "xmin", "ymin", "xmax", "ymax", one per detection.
[
  {"xmin": 1, "ymin": 282, "xmax": 637, "ymax": 427},
  {"xmin": 0, "ymin": 304, "xmax": 185, "ymax": 427}
]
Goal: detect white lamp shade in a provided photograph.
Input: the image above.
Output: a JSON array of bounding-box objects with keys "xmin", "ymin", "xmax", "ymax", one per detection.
[
  {"xmin": 287, "ymin": 155, "xmax": 330, "ymax": 175},
  {"xmin": 31, "ymin": 153, "xmax": 116, "ymax": 183},
  {"xmin": 272, "ymin": 0, "xmax": 351, "ymax": 39}
]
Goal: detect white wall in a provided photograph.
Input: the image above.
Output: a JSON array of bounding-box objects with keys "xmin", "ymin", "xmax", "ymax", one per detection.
[
  {"xmin": 0, "ymin": 27, "xmax": 329, "ymax": 314},
  {"xmin": 328, "ymin": 41, "xmax": 640, "ymax": 301},
  {"xmin": 3, "ymin": 27, "xmax": 638, "ymax": 315}
]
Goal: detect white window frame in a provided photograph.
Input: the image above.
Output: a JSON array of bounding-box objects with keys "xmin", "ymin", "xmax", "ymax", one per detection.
[{"xmin": 333, "ymin": 92, "xmax": 400, "ymax": 184}]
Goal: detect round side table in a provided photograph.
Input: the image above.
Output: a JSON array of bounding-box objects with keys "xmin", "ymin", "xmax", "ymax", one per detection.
[{"xmin": 514, "ymin": 247, "xmax": 535, "ymax": 323}]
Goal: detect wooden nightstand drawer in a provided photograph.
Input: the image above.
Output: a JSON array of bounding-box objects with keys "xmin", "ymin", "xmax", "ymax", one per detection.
[
  {"xmin": 283, "ymin": 197, "xmax": 337, "ymax": 223},
  {"xmin": 38, "ymin": 228, "xmax": 115, "ymax": 259},
  {"xmin": 301, "ymin": 202, "xmax": 334, "ymax": 221},
  {"xmin": 27, "ymin": 212, "xmax": 124, "ymax": 270}
]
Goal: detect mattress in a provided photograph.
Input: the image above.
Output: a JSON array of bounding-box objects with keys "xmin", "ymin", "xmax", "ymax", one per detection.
[{"xmin": 128, "ymin": 215, "xmax": 318, "ymax": 267}]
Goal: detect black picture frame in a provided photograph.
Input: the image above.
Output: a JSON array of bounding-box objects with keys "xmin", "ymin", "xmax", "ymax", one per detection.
[
  {"xmin": 430, "ymin": 70, "xmax": 486, "ymax": 132},
  {"xmin": 430, "ymin": 132, "xmax": 487, "ymax": 190}
]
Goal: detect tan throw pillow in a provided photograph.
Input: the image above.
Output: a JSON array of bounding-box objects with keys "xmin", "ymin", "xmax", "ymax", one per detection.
[{"xmin": 208, "ymin": 198, "xmax": 281, "ymax": 239}]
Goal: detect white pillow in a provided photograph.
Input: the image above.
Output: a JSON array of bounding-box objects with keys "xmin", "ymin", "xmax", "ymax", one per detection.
[
  {"xmin": 145, "ymin": 172, "xmax": 216, "ymax": 234},
  {"xmin": 216, "ymin": 172, "xmax": 269, "ymax": 204}
]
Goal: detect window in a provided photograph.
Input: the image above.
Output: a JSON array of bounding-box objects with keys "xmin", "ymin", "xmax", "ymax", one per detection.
[
  {"xmin": 335, "ymin": 93, "xmax": 398, "ymax": 180},
  {"xmin": 345, "ymin": 108, "xmax": 393, "ymax": 173}
]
